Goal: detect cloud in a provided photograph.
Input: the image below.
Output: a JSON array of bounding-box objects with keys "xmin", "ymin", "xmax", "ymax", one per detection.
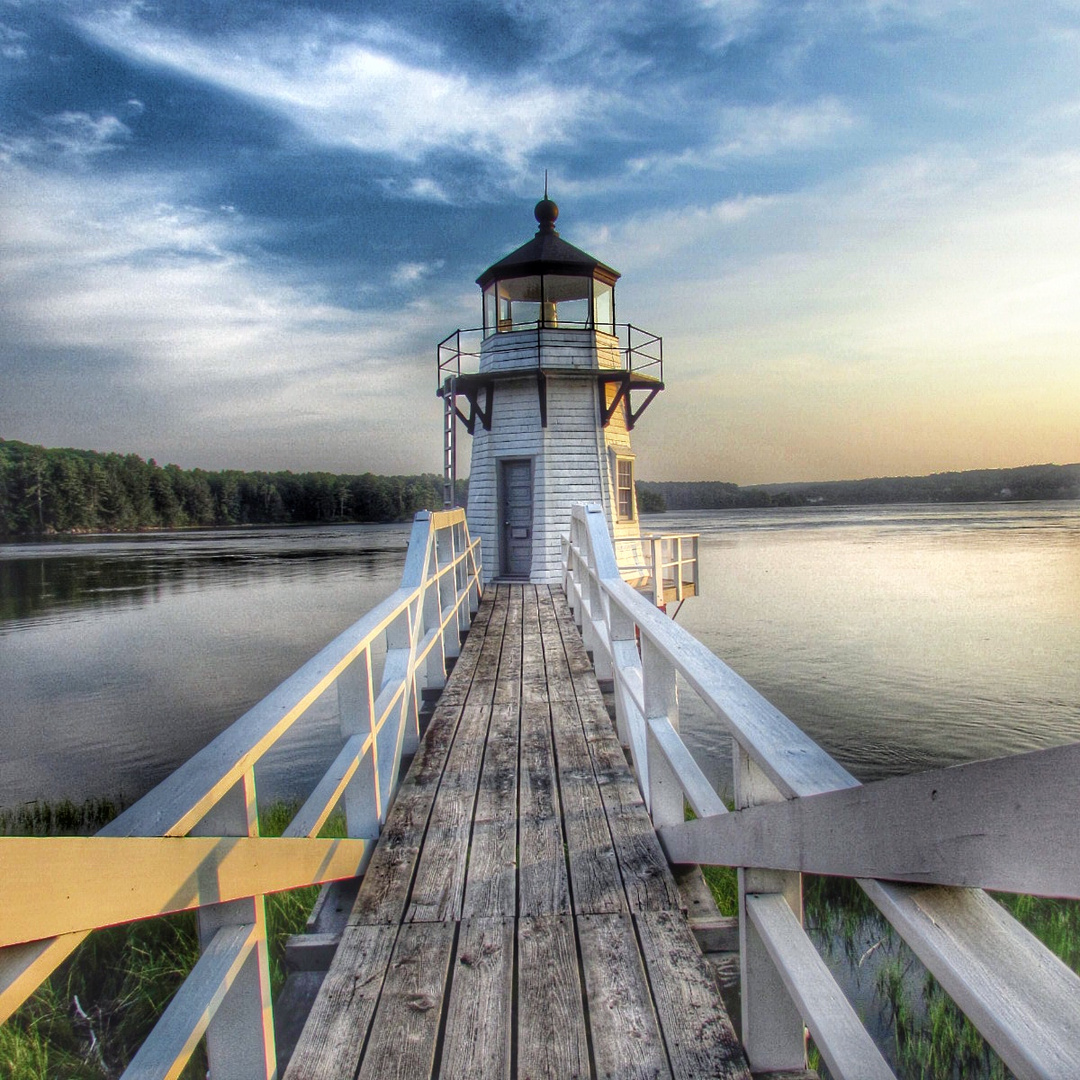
[
  {"xmin": 1, "ymin": 21, "xmax": 29, "ymax": 60},
  {"xmin": 391, "ymin": 261, "xmax": 442, "ymax": 287},
  {"xmin": 73, "ymin": 11, "xmax": 589, "ymax": 170},
  {"xmin": 0, "ymin": 159, "xmax": 455, "ymax": 469},
  {"xmin": 1, "ymin": 111, "xmax": 132, "ymax": 163}
]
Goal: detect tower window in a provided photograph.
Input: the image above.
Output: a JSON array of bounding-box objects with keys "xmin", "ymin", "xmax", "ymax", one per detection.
[{"xmin": 616, "ymin": 458, "xmax": 635, "ymax": 521}]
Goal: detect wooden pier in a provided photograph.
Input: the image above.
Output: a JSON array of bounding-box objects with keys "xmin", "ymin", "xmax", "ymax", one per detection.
[
  {"xmin": 284, "ymin": 583, "xmax": 750, "ymax": 1080},
  {"xmin": 6, "ymin": 505, "xmax": 1078, "ymax": 1080}
]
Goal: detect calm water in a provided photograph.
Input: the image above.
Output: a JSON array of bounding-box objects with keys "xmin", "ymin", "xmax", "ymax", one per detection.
[{"xmin": 1, "ymin": 504, "xmax": 1078, "ymax": 812}]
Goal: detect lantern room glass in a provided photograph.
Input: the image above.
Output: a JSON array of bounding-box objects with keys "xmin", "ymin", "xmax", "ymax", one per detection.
[
  {"xmin": 593, "ymin": 280, "xmax": 614, "ymax": 334},
  {"xmin": 483, "ymin": 274, "xmax": 616, "ymax": 335},
  {"xmin": 543, "ymin": 275, "xmax": 590, "ymax": 328}
]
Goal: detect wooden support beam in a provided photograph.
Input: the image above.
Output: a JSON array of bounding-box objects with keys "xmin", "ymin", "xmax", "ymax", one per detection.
[
  {"xmin": 0, "ymin": 836, "xmax": 368, "ymax": 947},
  {"xmin": 660, "ymin": 740, "xmax": 1080, "ymax": 897}
]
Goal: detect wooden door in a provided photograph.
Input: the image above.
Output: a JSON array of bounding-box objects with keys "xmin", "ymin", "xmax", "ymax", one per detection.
[{"xmin": 499, "ymin": 459, "xmax": 533, "ymax": 578}]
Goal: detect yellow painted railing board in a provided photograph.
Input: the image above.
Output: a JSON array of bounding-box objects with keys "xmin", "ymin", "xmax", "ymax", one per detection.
[{"xmin": 0, "ymin": 836, "xmax": 367, "ymax": 947}]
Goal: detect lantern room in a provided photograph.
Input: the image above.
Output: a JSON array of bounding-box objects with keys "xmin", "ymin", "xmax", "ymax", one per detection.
[{"xmin": 478, "ymin": 198, "xmax": 618, "ymax": 335}]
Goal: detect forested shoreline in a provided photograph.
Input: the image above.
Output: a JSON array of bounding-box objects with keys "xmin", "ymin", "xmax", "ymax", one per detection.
[
  {"xmin": 639, "ymin": 461, "xmax": 1080, "ymax": 511},
  {"xmin": 0, "ymin": 439, "xmax": 452, "ymax": 536},
  {"xmin": 4, "ymin": 437, "xmax": 1077, "ymax": 537}
]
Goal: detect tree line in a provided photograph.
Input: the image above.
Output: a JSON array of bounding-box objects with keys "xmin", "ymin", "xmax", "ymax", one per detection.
[
  {"xmin": 0, "ymin": 439, "xmax": 456, "ymax": 536},
  {"xmin": 638, "ymin": 462, "xmax": 1080, "ymax": 511}
]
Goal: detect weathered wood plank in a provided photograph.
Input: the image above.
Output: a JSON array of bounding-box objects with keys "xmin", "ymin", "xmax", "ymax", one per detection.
[
  {"xmin": 407, "ymin": 702, "xmax": 490, "ymax": 922},
  {"xmin": 349, "ymin": 589, "xmax": 496, "ymax": 926},
  {"xmin": 535, "ymin": 586, "xmax": 578, "ymax": 702},
  {"xmin": 577, "ymin": 912, "xmax": 672, "ymax": 1080},
  {"xmin": 493, "ymin": 583, "xmax": 522, "ymax": 705},
  {"xmin": 636, "ymin": 910, "xmax": 752, "ymax": 1080},
  {"xmin": 440, "ymin": 918, "xmax": 514, "ymax": 1080},
  {"xmin": 517, "ymin": 915, "xmax": 590, "ymax": 1080},
  {"xmin": 521, "ymin": 585, "xmax": 551, "ymax": 706},
  {"xmin": 349, "ymin": 696, "xmax": 470, "ymax": 925},
  {"xmin": 355, "ymin": 921, "xmax": 456, "ymax": 1080},
  {"xmin": 518, "ymin": 701, "xmax": 571, "ymax": 917},
  {"xmin": 550, "ymin": 585, "xmax": 682, "ymax": 914},
  {"xmin": 550, "ymin": 699, "xmax": 626, "ymax": 915},
  {"xmin": 471, "ymin": 584, "xmax": 510, "ymax": 691},
  {"xmin": 283, "ymin": 924, "xmax": 398, "ymax": 1080},
  {"xmin": 589, "ymin": 731, "xmax": 683, "ymax": 914},
  {"xmin": 431, "ymin": 586, "xmax": 493, "ymax": 708},
  {"xmin": 462, "ymin": 702, "xmax": 519, "ymax": 919}
]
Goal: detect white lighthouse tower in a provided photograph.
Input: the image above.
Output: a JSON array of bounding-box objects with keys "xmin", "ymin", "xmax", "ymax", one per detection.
[{"xmin": 439, "ymin": 196, "xmax": 664, "ymax": 583}]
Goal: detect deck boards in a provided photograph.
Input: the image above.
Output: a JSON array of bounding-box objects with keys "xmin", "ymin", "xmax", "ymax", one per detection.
[{"xmin": 285, "ymin": 583, "xmax": 750, "ymax": 1080}]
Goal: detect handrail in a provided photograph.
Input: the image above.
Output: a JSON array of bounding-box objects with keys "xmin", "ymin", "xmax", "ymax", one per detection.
[
  {"xmin": 0, "ymin": 508, "xmax": 482, "ymax": 1079},
  {"xmin": 563, "ymin": 502, "xmax": 1080, "ymax": 1079},
  {"xmin": 613, "ymin": 532, "xmax": 699, "ymax": 605},
  {"xmin": 437, "ymin": 323, "xmax": 663, "ymax": 390}
]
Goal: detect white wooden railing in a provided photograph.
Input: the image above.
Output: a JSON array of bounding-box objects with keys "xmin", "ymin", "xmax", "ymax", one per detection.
[
  {"xmin": 614, "ymin": 531, "xmax": 699, "ymax": 606},
  {"xmin": 0, "ymin": 508, "xmax": 481, "ymax": 1079},
  {"xmin": 564, "ymin": 502, "xmax": 1080, "ymax": 1080}
]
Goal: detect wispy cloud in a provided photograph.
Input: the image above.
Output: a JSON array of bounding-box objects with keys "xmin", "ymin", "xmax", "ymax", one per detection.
[
  {"xmin": 1, "ymin": 111, "xmax": 132, "ymax": 163},
  {"xmin": 73, "ymin": 12, "xmax": 589, "ymax": 170},
  {"xmin": 0, "ymin": 21, "xmax": 29, "ymax": 60}
]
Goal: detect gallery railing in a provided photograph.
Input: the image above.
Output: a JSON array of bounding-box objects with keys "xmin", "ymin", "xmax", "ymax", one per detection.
[
  {"xmin": 437, "ymin": 323, "xmax": 663, "ymax": 389},
  {"xmin": 564, "ymin": 502, "xmax": 1080, "ymax": 1080},
  {"xmin": 0, "ymin": 508, "xmax": 481, "ymax": 1079}
]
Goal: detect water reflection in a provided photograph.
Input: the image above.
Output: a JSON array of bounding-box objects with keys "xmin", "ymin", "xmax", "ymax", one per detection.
[
  {"xmin": 1, "ymin": 505, "xmax": 1078, "ymax": 812},
  {"xmin": 0, "ymin": 524, "xmax": 411, "ymax": 810},
  {"xmin": 0, "ymin": 525, "xmax": 410, "ymax": 624}
]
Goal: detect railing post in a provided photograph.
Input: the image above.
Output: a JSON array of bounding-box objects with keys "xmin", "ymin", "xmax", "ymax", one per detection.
[
  {"xmin": 438, "ymin": 522, "xmax": 460, "ymax": 663},
  {"xmin": 642, "ymin": 635, "xmax": 679, "ymax": 821},
  {"xmin": 337, "ymin": 649, "xmax": 380, "ymax": 859},
  {"xmin": 586, "ymin": 565, "xmax": 613, "ymax": 680},
  {"xmin": 423, "ymin": 538, "xmax": 447, "ymax": 693},
  {"xmin": 735, "ymin": 745, "xmax": 805, "ymax": 1073},
  {"xmin": 193, "ymin": 771, "xmax": 275, "ymax": 1080},
  {"xmin": 651, "ymin": 535, "xmax": 662, "ymax": 606},
  {"xmin": 608, "ymin": 597, "xmax": 638, "ymax": 750}
]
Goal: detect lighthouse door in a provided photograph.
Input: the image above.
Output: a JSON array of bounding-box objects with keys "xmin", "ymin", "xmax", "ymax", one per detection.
[{"xmin": 499, "ymin": 459, "xmax": 533, "ymax": 578}]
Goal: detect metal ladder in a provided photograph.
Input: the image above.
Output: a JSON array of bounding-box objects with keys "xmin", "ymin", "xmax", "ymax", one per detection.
[{"xmin": 442, "ymin": 377, "xmax": 456, "ymax": 508}]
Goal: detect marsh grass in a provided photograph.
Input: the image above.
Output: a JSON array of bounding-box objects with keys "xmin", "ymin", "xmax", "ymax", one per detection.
[
  {"xmin": 1, "ymin": 798, "xmax": 345, "ymax": 1079},
  {"xmin": 695, "ymin": 865, "xmax": 1080, "ymax": 1080}
]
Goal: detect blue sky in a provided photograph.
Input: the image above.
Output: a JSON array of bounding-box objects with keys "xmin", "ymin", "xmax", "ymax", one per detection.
[{"xmin": 2, "ymin": 0, "xmax": 1079, "ymax": 483}]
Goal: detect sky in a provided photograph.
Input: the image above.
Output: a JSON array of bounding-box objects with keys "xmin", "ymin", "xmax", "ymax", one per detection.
[{"xmin": 2, "ymin": 1, "xmax": 1079, "ymax": 485}]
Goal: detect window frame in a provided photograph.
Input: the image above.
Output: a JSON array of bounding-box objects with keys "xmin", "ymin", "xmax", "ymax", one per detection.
[{"xmin": 616, "ymin": 456, "xmax": 635, "ymax": 522}]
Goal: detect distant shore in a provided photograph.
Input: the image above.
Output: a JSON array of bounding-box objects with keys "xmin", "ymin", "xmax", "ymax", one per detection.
[{"xmin": 3, "ymin": 436, "xmax": 1077, "ymax": 535}]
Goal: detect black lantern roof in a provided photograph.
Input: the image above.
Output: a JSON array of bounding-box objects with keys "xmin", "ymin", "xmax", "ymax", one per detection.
[{"xmin": 476, "ymin": 198, "xmax": 620, "ymax": 289}]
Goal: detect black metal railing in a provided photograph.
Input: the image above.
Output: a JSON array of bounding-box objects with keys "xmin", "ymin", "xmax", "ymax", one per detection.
[{"xmin": 437, "ymin": 324, "xmax": 663, "ymax": 391}]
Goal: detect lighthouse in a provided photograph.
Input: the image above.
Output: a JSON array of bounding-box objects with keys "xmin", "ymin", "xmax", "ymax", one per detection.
[{"xmin": 439, "ymin": 196, "xmax": 664, "ymax": 584}]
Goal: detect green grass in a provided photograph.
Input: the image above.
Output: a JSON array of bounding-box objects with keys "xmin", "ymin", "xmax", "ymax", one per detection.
[
  {"xmin": 803, "ymin": 875, "xmax": 1080, "ymax": 1080},
  {"xmin": 0, "ymin": 798, "xmax": 346, "ymax": 1080}
]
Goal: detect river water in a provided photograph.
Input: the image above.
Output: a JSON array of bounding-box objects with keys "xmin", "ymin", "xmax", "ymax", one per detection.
[{"xmin": 1, "ymin": 503, "xmax": 1078, "ymax": 813}]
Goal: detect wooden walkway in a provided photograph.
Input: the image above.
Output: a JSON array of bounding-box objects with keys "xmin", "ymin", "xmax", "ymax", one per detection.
[{"xmin": 284, "ymin": 584, "xmax": 751, "ymax": 1080}]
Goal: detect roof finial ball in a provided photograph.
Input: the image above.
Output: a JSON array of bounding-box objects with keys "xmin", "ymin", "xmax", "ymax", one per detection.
[{"xmin": 534, "ymin": 194, "xmax": 559, "ymax": 234}]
